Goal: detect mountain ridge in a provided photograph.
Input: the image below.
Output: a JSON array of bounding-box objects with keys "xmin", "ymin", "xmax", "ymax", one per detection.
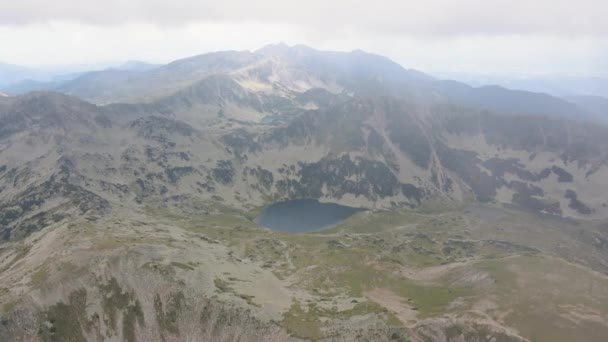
[
  {"xmin": 2, "ymin": 43, "xmax": 608, "ymax": 342},
  {"xmin": 6, "ymin": 44, "xmax": 595, "ymax": 128}
]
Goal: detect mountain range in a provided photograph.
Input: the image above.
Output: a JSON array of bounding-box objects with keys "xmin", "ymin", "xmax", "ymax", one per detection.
[{"xmin": 1, "ymin": 44, "xmax": 608, "ymax": 341}]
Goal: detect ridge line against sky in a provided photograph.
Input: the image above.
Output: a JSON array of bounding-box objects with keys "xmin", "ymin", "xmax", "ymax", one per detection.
[{"xmin": 0, "ymin": 0, "xmax": 606, "ymax": 76}]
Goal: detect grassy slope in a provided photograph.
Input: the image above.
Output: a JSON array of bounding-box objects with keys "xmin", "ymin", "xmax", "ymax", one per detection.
[
  {"xmin": 1, "ymin": 201, "xmax": 608, "ymax": 341},
  {"xmin": 140, "ymin": 201, "xmax": 608, "ymax": 341}
]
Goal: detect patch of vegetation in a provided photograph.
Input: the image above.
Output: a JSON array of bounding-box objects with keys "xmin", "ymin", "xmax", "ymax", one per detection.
[
  {"xmin": 283, "ymin": 297, "xmax": 406, "ymax": 340},
  {"xmin": 0, "ymin": 168, "xmax": 110, "ymax": 241},
  {"xmin": 170, "ymin": 261, "xmax": 195, "ymax": 271},
  {"xmin": 56, "ymin": 261, "xmax": 86, "ymax": 277},
  {"xmin": 98, "ymin": 277, "xmax": 145, "ymax": 341},
  {"xmin": 39, "ymin": 288, "xmax": 91, "ymax": 342},
  {"xmin": 142, "ymin": 261, "xmax": 177, "ymax": 278},
  {"xmin": 244, "ymin": 166, "xmax": 274, "ymax": 191},
  {"xmin": 383, "ymin": 101, "xmax": 432, "ymax": 168},
  {"xmin": 2, "ymin": 300, "xmax": 17, "ymax": 314},
  {"xmin": 214, "ymin": 278, "xmax": 233, "ymax": 293},
  {"xmin": 474, "ymin": 258, "xmax": 518, "ymax": 294},
  {"xmin": 165, "ymin": 166, "xmax": 194, "ymax": 184},
  {"xmin": 280, "ymin": 154, "xmax": 416, "ymax": 201},
  {"xmin": 94, "ymin": 236, "xmax": 142, "ymax": 251},
  {"xmin": 483, "ymin": 158, "xmax": 532, "ymax": 181},
  {"xmin": 565, "ymin": 189, "xmax": 592, "ymax": 215},
  {"xmin": 512, "ymin": 192, "xmax": 561, "ymax": 215},
  {"xmin": 212, "ymin": 160, "xmax": 235, "ymax": 185},
  {"xmin": 438, "ymin": 323, "xmax": 519, "ymax": 342},
  {"xmin": 30, "ymin": 265, "xmax": 49, "ymax": 288},
  {"xmin": 237, "ymin": 294, "xmax": 258, "ymax": 307},
  {"xmin": 154, "ymin": 291, "xmax": 185, "ymax": 336},
  {"xmin": 437, "ymin": 145, "xmax": 500, "ymax": 200},
  {"xmin": 322, "ymin": 210, "xmax": 422, "ymax": 234},
  {"xmin": 0, "ymin": 243, "xmax": 31, "ymax": 273},
  {"xmin": 222, "ymin": 129, "xmax": 260, "ymax": 159},
  {"xmin": 213, "ymin": 277, "xmax": 259, "ymax": 307},
  {"xmin": 130, "ymin": 116, "xmax": 196, "ymax": 140},
  {"xmin": 282, "ymin": 301, "xmax": 323, "ymax": 340},
  {"xmin": 552, "ymin": 166, "xmax": 573, "ymax": 182}
]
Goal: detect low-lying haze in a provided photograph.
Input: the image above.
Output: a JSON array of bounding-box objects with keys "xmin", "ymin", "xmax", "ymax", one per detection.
[{"xmin": 0, "ymin": 0, "xmax": 606, "ymax": 77}]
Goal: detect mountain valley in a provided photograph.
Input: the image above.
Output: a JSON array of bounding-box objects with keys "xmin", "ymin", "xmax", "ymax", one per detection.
[{"xmin": 1, "ymin": 44, "xmax": 608, "ymax": 341}]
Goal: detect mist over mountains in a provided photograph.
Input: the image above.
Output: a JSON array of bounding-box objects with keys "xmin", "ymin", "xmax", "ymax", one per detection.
[
  {"xmin": 0, "ymin": 60, "xmax": 159, "ymax": 91},
  {"xmin": 434, "ymin": 72, "xmax": 608, "ymax": 98},
  {"xmin": 2, "ymin": 42, "xmax": 608, "ymax": 237},
  {"xmin": 1, "ymin": 43, "xmax": 608, "ymax": 341}
]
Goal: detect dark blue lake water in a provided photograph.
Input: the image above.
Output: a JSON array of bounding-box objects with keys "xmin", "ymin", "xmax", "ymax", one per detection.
[{"xmin": 256, "ymin": 199, "xmax": 363, "ymax": 233}]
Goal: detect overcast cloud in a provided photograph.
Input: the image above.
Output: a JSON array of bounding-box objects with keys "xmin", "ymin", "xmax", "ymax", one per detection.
[{"xmin": 0, "ymin": 0, "xmax": 606, "ymax": 76}]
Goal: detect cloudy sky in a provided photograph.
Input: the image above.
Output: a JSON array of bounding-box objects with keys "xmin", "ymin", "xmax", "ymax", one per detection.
[{"xmin": 1, "ymin": 0, "xmax": 607, "ymax": 76}]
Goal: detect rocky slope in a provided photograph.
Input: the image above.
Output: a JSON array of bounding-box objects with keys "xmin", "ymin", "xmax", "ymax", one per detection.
[{"xmin": 1, "ymin": 44, "xmax": 608, "ymax": 341}]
